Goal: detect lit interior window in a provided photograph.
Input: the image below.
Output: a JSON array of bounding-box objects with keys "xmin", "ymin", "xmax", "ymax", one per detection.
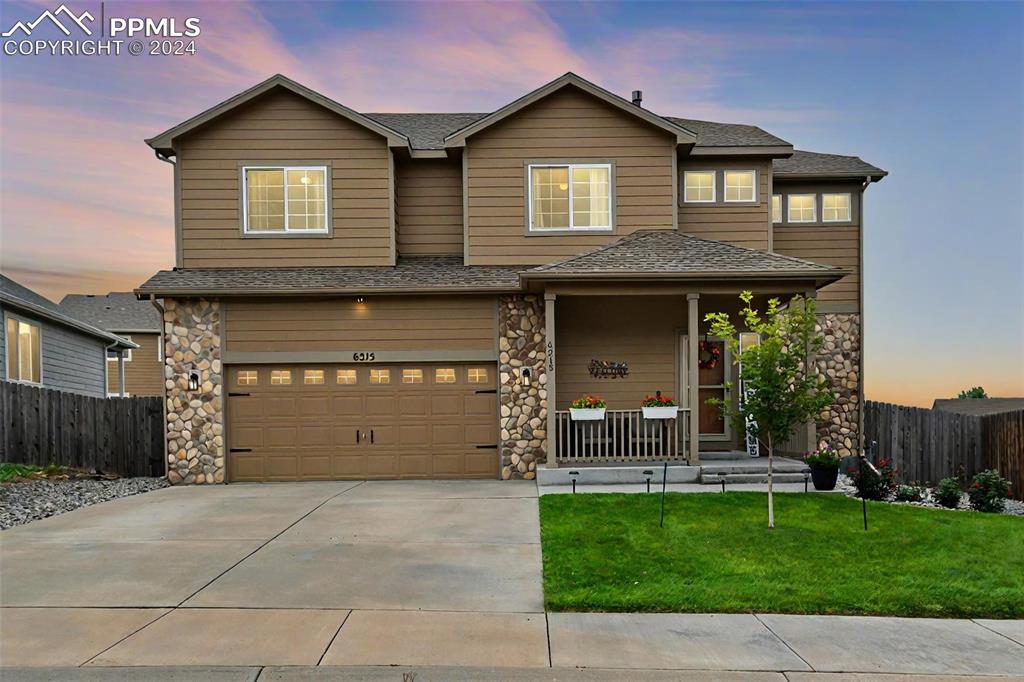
[
  {"xmin": 271, "ymin": 369, "xmax": 292, "ymax": 385},
  {"xmin": 684, "ymin": 171, "xmax": 715, "ymax": 202},
  {"xmin": 402, "ymin": 368, "xmax": 423, "ymax": 384},
  {"xmin": 772, "ymin": 195, "xmax": 782, "ymax": 223},
  {"xmin": 435, "ymin": 368, "xmax": 456, "ymax": 384},
  {"xmin": 237, "ymin": 370, "xmax": 258, "ymax": 386},
  {"xmin": 304, "ymin": 369, "xmax": 325, "ymax": 385},
  {"xmin": 336, "ymin": 369, "xmax": 357, "ymax": 384},
  {"xmin": 370, "ymin": 368, "xmax": 390, "ymax": 385},
  {"xmin": 822, "ymin": 193, "xmax": 851, "ymax": 222},
  {"xmin": 788, "ymin": 194, "xmax": 816, "ymax": 222},
  {"xmin": 467, "ymin": 367, "xmax": 489, "ymax": 383},
  {"xmin": 724, "ymin": 171, "xmax": 755, "ymax": 202}
]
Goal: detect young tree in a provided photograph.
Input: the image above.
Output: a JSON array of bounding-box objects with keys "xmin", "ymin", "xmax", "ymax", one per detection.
[{"xmin": 705, "ymin": 291, "xmax": 834, "ymax": 528}]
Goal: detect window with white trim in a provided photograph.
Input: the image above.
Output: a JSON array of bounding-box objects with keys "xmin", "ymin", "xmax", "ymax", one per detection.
[
  {"xmin": 822, "ymin": 193, "xmax": 851, "ymax": 222},
  {"xmin": 242, "ymin": 166, "xmax": 328, "ymax": 233},
  {"xmin": 772, "ymin": 195, "xmax": 782, "ymax": 223},
  {"xmin": 683, "ymin": 171, "xmax": 715, "ymax": 203},
  {"xmin": 107, "ymin": 335, "xmax": 132, "ymax": 362},
  {"xmin": 724, "ymin": 170, "xmax": 756, "ymax": 202},
  {"xmin": 788, "ymin": 194, "xmax": 816, "ymax": 223},
  {"xmin": 528, "ymin": 163, "xmax": 611, "ymax": 231},
  {"xmin": 5, "ymin": 316, "xmax": 41, "ymax": 384}
]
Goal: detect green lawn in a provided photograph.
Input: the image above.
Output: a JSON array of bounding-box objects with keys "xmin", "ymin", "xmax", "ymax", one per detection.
[{"xmin": 540, "ymin": 492, "xmax": 1024, "ymax": 618}]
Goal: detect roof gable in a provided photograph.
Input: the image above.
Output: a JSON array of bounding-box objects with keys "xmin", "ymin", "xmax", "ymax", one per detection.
[
  {"xmin": 146, "ymin": 74, "xmax": 410, "ymax": 153},
  {"xmin": 59, "ymin": 292, "xmax": 161, "ymax": 333},
  {"xmin": 443, "ymin": 73, "xmax": 697, "ymax": 147}
]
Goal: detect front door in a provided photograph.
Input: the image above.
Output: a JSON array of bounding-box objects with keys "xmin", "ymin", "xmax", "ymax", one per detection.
[{"xmin": 679, "ymin": 335, "xmax": 731, "ymax": 443}]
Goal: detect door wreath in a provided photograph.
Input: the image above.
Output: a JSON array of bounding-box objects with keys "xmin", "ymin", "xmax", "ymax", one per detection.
[{"xmin": 698, "ymin": 341, "xmax": 721, "ymax": 370}]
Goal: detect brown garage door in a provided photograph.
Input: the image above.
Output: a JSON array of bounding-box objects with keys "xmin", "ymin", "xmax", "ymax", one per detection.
[{"xmin": 226, "ymin": 363, "xmax": 498, "ymax": 481}]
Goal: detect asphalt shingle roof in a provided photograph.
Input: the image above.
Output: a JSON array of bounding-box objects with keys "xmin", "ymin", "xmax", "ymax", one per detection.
[
  {"xmin": 60, "ymin": 292, "xmax": 162, "ymax": 332},
  {"xmin": 664, "ymin": 118, "xmax": 790, "ymax": 147},
  {"xmin": 774, "ymin": 150, "xmax": 887, "ymax": 178},
  {"xmin": 526, "ymin": 230, "xmax": 843, "ymax": 278},
  {"xmin": 137, "ymin": 257, "xmax": 524, "ymax": 295}
]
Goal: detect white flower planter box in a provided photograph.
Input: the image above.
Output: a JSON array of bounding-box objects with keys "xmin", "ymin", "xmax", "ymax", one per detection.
[
  {"xmin": 570, "ymin": 407, "xmax": 606, "ymax": 421},
  {"xmin": 642, "ymin": 405, "xmax": 678, "ymax": 420}
]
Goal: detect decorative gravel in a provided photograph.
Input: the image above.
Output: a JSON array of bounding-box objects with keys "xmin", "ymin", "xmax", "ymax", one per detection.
[
  {"xmin": 838, "ymin": 475, "xmax": 1024, "ymax": 517},
  {"xmin": 0, "ymin": 477, "xmax": 169, "ymax": 530}
]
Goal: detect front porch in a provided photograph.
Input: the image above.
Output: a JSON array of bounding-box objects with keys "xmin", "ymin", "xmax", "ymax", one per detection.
[{"xmin": 535, "ymin": 453, "xmax": 813, "ymax": 487}]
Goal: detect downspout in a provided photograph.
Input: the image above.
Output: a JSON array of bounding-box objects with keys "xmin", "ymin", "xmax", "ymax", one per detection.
[
  {"xmin": 858, "ymin": 175, "xmax": 874, "ymax": 455},
  {"xmin": 149, "ymin": 294, "xmax": 169, "ymax": 479}
]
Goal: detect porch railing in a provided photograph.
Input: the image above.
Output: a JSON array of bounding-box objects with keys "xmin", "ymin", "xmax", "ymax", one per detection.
[{"xmin": 554, "ymin": 408, "xmax": 690, "ymax": 464}]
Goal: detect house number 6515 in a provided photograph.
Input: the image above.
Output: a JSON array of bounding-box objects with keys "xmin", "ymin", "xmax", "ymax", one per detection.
[{"xmin": 352, "ymin": 352, "xmax": 375, "ymax": 362}]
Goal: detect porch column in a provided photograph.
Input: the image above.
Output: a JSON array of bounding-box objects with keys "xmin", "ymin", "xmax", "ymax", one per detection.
[
  {"xmin": 804, "ymin": 288, "xmax": 818, "ymax": 449},
  {"xmin": 544, "ymin": 293, "xmax": 557, "ymax": 467},
  {"xmin": 118, "ymin": 352, "xmax": 126, "ymax": 397},
  {"xmin": 687, "ymin": 293, "xmax": 700, "ymax": 464}
]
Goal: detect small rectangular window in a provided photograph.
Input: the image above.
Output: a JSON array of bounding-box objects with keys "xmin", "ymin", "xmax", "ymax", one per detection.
[
  {"xmin": 107, "ymin": 335, "xmax": 132, "ymax": 362},
  {"xmin": 772, "ymin": 195, "xmax": 782, "ymax": 223},
  {"xmin": 467, "ymin": 367, "xmax": 489, "ymax": 384},
  {"xmin": 788, "ymin": 194, "xmax": 816, "ymax": 223},
  {"xmin": 336, "ymin": 369, "xmax": 357, "ymax": 385},
  {"xmin": 402, "ymin": 368, "xmax": 423, "ymax": 384},
  {"xmin": 528, "ymin": 163, "xmax": 612, "ymax": 231},
  {"xmin": 370, "ymin": 368, "xmax": 390, "ymax": 385},
  {"xmin": 237, "ymin": 369, "xmax": 258, "ymax": 386},
  {"xmin": 822, "ymin": 193, "xmax": 851, "ymax": 222},
  {"xmin": 435, "ymin": 368, "xmax": 456, "ymax": 384},
  {"xmin": 5, "ymin": 317, "xmax": 42, "ymax": 384},
  {"xmin": 271, "ymin": 369, "xmax": 292, "ymax": 385},
  {"xmin": 724, "ymin": 170, "xmax": 756, "ymax": 202},
  {"xmin": 303, "ymin": 369, "xmax": 325, "ymax": 385},
  {"xmin": 683, "ymin": 171, "xmax": 715, "ymax": 203},
  {"xmin": 243, "ymin": 166, "xmax": 328, "ymax": 234}
]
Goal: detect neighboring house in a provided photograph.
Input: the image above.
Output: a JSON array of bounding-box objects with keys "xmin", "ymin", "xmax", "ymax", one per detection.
[
  {"xmin": 137, "ymin": 72, "xmax": 885, "ymax": 484},
  {"xmin": 59, "ymin": 292, "xmax": 164, "ymax": 397},
  {"xmin": 933, "ymin": 398, "xmax": 1024, "ymax": 417},
  {"xmin": 0, "ymin": 274, "xmax": 136, "ymax": 398}
]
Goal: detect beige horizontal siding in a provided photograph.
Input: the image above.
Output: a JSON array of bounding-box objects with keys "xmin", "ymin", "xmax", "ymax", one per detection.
[
  {"xmin": 177, "ymin": 89, "xmax": 392, "ymax": 268},
  {"xmin": 774, "ymin": 224, "xmax": 860, "ymax": 311},
  {"xmin": 107, "ymin": 333, "xmax": 164, "ymax": 397},
  {"xmin": 678, "ymin": 158, "xmax": 771, "ymax": 250},
  {"xmin": 224, "ymin": 296, "xmax": 498, "ymax": 353},
  {"xmin": 466, "ymin": 87, "xmax": 676, "ymax": 265},
  {"xmin": 396, "ymin": 159, "xmax": 463, "ymax": 256}
]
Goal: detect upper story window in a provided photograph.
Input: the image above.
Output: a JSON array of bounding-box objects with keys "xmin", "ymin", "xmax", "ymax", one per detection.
[
  {"xmin": 724, "ymin": 171, "xmax": 756, "ymax": 202},
  {"xmin": 772, "ymin": 195, "xmax": 782, "ymax": 223},
  {"xmin": 683, "ymin": 171, "xmax": 715, "ymax": 203},
  {"xmin": 107, "ymin": 335, "xmax": 132, "ymax": 362},
  {"xmin": 243, "ymin": 166, "xmax": 328, "ymax": 234},
  {"xmin": 788, "ymin": 194, "xmax": 816, "ymax": 223},
  {"xmin": 528, "ymin": 163, "xmax": 612, "ymax": 231},
  {"xmin": 822, "ymin": 193, "xmax": 852, "ymax": 222},
  {"xmin": 5, "ymin": 316, "xmax": 41, "ymax": 384}
]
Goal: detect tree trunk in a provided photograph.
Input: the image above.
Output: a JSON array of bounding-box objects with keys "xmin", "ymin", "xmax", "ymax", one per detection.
[{"xmin": 767, "ymin": 432, "xmax": 775, "ymax": 529}]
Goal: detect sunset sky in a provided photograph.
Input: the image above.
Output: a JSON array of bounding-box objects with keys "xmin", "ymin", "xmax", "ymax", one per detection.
[{"xmin": 0, "ymin": 0, "xmax": 1021, "ymax": 406}]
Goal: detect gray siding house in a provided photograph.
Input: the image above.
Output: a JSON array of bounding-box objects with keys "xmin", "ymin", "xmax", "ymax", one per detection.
[{"xmin": 0, "ymin": 275, "xmax": 136, "ymax": 398}]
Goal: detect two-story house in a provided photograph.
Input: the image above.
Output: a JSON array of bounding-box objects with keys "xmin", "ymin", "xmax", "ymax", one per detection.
[{"xmin": 137, "ymin": 73, "xmax": 884, "ymax": 484}]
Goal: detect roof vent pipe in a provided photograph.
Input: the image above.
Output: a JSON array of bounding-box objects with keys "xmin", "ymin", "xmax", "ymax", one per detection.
[{"xmin": 631, "ymin": 90, "xmax": 643, "ymax": 106}]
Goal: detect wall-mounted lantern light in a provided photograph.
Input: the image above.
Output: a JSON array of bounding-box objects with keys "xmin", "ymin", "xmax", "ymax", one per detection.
[
  {"xmin": 186, "ymin": 365, "xmax": 201, "ymax": 392},
  {"xmin": 520, "ymin": 367, "xmax": 532, "ymax": 386},
  {"xmin": 356, "ymin": 296, "xmax": 366, "ymax": 304}
]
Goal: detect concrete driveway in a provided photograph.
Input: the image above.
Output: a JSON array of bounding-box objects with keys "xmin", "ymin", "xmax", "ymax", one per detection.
[{"xmin": 0, "ymin": 479, "xmax": 546, "ymax": 667}]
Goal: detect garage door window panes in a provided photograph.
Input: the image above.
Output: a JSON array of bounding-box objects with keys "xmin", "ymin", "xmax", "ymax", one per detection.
[
  {"xmin": 402, "ymin": 368, "xmax": 423, "ymax": 384},
  {"xmin": 237, "ymin": 370, "xmax": 258, "ymax": 385},
  {"xmin": 304, "ymin": 369, "xmax": 325, "ymax": 385},
  {"xmin": 370, "ymin": 368, "xmax": 390, "ymax": 385},
  {"xmin": 435, "ymin": 368, "xmax": 456, "ymax": 384},
  {"xmin": 467, "ymin": 367, "xmax": 489, "ymax": 383},
  {"xmin": 271, "ymin": 370, "xmax": 291, "ymax": 385},
  {"xmin": 336, "ymin": 369, "xmax": 357, "ymax": 384}
]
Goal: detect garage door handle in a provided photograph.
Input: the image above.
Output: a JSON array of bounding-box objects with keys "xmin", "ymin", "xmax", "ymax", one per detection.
[
  {"xmin": 475, "ymin": 444, "xmax": 498, "ymax": 449},
  {"xmin": 229, "ymin": 448, "xmax": 252, "ymax": 453},
  {"xmin": 475, "ymin": 389, "xmax": 497, "ymax": 394},
  {"xmin": 228, "ymin": 392, "xmax": 250, "ymax": 397},
  {"xmin": 370, "ymin": 429, "xmax": 375, "ymax": 444},
  {"xmin": 355, "ymin": 430, "xmax": 360, "ymax": 445}
]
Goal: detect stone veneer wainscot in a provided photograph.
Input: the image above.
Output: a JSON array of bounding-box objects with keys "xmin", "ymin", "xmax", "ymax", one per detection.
[
  {"xmin": 499, "ymin": 295, "xmax": 548, "ymax": 480},
  {"xmin": 163, "ymin": 298, "xmax": 224, "ymax": 484},
  {"xmin": 816, "ymin": 313, "xmax": 861, "ymax": 456}
]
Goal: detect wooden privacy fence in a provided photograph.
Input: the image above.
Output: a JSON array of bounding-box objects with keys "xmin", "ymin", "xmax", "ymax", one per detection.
[
  {"xmin": 864, "ymin": 400, "xmax": 1023, "ymax": 499},
  {"xmin": 0, "ymin": 381, "xmax": 165, "ymax": 477}
]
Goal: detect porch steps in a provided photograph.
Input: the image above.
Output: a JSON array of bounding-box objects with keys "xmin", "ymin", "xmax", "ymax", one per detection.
[
  {"xmin": 698, "ymin": 459, "xmax": 810, "ymax": 485},
  {"xmin": 699, "ymin": 450, "xmax": 753, "ymax": 461}
]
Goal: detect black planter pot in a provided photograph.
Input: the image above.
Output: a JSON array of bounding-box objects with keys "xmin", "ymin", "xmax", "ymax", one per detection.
[{"xmin": 810, "ymin": 464, "xmax": 840, "ymax": 491}]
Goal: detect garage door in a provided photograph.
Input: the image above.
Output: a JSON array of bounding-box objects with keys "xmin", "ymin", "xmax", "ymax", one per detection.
[{"xmin": 226, "ymin": 363, "xmax": 498, "ymax": 481}]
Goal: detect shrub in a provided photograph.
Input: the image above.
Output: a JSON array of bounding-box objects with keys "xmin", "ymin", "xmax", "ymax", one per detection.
[
  {"xmin": 934, "ymin": 477, "xmax": 963, "ymax": 508},
  {"xmin": 847, "ymin": 458, "xmax": 898, "ymax": 500},
  {"xmin": 967, "ymin": 469, "xmax": 1010, "ymax": 513},
  {"xmin": 895, "ymin": 484, "xmax": 926, "ymax": 502},
  {"xmin": 957, "ymin": 386, "xmax": 987, "ymax": 399},
  {"xmin": 805, "ymin": 446, "xmax": 841, "ymax": 469}
]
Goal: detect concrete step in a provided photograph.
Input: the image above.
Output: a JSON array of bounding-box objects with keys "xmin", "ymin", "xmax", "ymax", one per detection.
[
  {"xmin": 700, "ymin": 464, "xmax": 806, "ymax": 476},
  {"xmin": 537, "ymin": 464, "xmax": 699, "ymax": 486},
  {"xmin": 699, "ymin": 472, "xmax": 808, "ymax": 485},
  {"xmin": 698, "ymin": 451, "xmax": 752, "ymax": 461}
]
